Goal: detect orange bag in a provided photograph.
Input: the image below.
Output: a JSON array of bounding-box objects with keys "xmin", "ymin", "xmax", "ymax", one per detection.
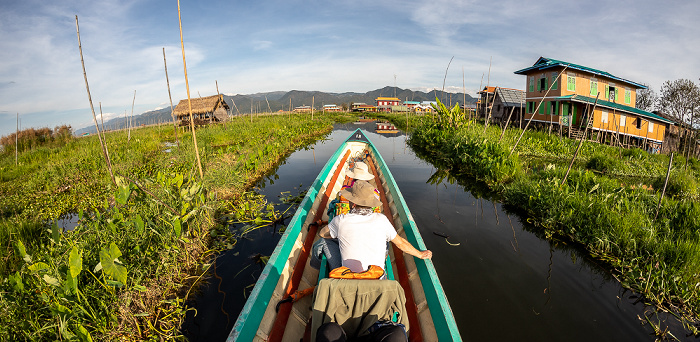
[{"xmin": 329, "ymin": 265, "xmax": 384, "ymax": 279}]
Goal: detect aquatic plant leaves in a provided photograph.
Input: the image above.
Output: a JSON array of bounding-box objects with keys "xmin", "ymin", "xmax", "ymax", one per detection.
[
  {"xmin": 43, "ymin": 274, "xmax": 60, "ymax": 286},
  {"xmin": 16, "ymin": 240, "xmax": 31, "ymax": 263},
  {"xmin": 99, "ymin": 242, "xmax": 127, "ymax": 285},
  {"xmin": 69, "ymin": 246, "xmax": 82, "ymax": 279},
  {"xmin": 51, "ymin": 221, "xmax": 60, "ymax": 244},
  {"xmin": 28, "ymin": 262, "xmax": 50, "ymax": 273},
  {"xmin": 133, "ymin": 215, "xmax": 145, "ymax": 234},
  {"xmin": 172, "ymin": 218, "xmax": 182, "ymax": 238},
  {"xmin": 75, "ymin": 323, "xmax": 93, "ymax": 342},
  {"xmin": 115, "ymin": 185, "xmax": 131, "ymax": 205},
  {"xmin": 9, "ymin": 272, "xmax": 24, "ymax": 291}
]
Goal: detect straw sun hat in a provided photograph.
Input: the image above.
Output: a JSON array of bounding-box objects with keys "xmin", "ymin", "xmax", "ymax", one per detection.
[
  {"xmin": 340, "ymin": 180, "xmax": 381, "ymax": 208},
  {"xmin": 347, "ymin": 162, "xmax": 374, "ymax": 180}
]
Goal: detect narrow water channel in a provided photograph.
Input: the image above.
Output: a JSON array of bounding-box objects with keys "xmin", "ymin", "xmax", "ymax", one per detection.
[{"xmin": 183, "ymin": 122, "xmax": 683, "ymax": 341}]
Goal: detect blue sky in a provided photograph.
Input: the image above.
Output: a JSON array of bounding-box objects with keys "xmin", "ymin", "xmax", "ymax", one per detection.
[{"xmin": 1, "ymin": 0, "xmax": 699, "ymax": 138}]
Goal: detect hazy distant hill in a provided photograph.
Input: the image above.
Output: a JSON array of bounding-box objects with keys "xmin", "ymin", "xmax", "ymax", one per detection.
[{"xmin": 75, "ymin": 86, "xmax": 476, "ymax": 135}]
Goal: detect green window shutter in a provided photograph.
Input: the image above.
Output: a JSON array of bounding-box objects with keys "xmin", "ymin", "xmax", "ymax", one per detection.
[
  {"xmin": 625, "ymin": 90, "xmax": 631, "ymax": 104},
  {"xmin": 545, "ymin": 101, "xmax": 549, "ymax": 114},
  {"xmin": 539, "ymin": 102, "xmax": 544, "ymax": 114},
  {"xmin": 529, "ymin": 77, "xmax": 534, "ymax": 92},
  {"xmin": 615, "ymin": 88, "xmax": 619, "ymax": 101},
  {"xmin": 552, "ymin": 102, "xmax": 558, "ymax": 115},
  {"xmin": 563, "ymin": 103, "xmax": 569, "ymax": 115},
  {"xmin": 551, "ymin": 73, "xmax": 558, "ymax": 90},
  {"xmin": 604, "ymin": 85, "xmax": 609, "ymax": 99},
  {"xmin": 537, "ymin": 77, "xmax": 541, "ymax": 91}
]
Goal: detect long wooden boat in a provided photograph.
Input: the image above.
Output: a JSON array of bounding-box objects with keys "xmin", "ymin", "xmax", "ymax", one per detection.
[{"xmin": 227, "ymin": 129, "xmax": 461, "ymax": 341}]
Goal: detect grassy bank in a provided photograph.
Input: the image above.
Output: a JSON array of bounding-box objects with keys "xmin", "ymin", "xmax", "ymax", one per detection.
[
  {"xmin": 0, "ymin": 112, "xmax": 352, "ymax": 340},
  {"xmin": 377, "ymin": 106, "xmax": 700, "ymax": 337}
]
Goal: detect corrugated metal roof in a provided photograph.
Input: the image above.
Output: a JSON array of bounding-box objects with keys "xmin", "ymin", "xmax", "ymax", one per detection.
[
  {"xmin": 556, "ymin": 94, "xmax": 674, "ymax": 124},
  {"xmin": 497, "ymin": 88, "xmax": 524, "ymax": 107},
  {"xmin": 514, "ymin": 57, "xmax": 646, "ymax": 89}
]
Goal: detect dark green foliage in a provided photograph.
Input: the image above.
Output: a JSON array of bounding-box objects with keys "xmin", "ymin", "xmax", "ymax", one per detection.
[
  {"xmin": 586, "ymin": 153, "xmax": 619, "ymax": 173},
  {"xmin": 653, "ymin": 170, "xmax": 699, "ymax": 200}
]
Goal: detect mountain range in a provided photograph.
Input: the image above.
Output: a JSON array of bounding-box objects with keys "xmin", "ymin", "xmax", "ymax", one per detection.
[{"xmin": 74, "ymin": 86, "xmax": 476, "ymax": 135}]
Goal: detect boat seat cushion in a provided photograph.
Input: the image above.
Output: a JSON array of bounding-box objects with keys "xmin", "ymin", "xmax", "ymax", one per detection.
[{"xmin": 311, "ymin": 278, "xmax": 408, "ymax": 342}]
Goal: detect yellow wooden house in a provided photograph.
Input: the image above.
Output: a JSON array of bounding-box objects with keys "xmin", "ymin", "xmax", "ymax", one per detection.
[{"xmin": 514, "ymin": 57, "xmax": 674, "ymax": 152}]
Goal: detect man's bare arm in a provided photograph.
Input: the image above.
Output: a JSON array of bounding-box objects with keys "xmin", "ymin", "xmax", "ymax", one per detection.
[
  {"xmin": 390, "ymin": 235, "xmax": 432, "ymax": 259},
  {"xmin": 318, "ymin": 225, "xmax": 332, "ymax": 239}
]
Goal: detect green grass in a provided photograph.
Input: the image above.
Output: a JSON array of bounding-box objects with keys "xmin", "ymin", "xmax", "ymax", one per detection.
[{"xmin": 0, "ymin": 112, "xmax": 353, "ymax": 340}]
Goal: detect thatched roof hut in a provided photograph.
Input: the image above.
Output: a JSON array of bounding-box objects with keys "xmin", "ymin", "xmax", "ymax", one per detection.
[{"xmin": 173, "ymin": 95, "xmax": 229, "ymax": 126}]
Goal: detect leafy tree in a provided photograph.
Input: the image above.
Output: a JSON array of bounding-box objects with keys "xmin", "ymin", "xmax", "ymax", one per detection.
[
  {"xmin": 635, "ymin": 84, "xmax": 657, "ymax": 111},
  {"xmin": 657, "ymin": 79, "xmax": 700, "ymax": 126}
]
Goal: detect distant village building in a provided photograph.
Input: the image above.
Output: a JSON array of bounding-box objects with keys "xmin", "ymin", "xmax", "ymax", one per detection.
[
  {"xmin": 477, "ymin": 86, "xmax": 497, "ymax": 119},
  {"xmin": 351, "ymin": 103, "xmax": 377, "ymax": 112},
  {"xmin": 375, "ymin": 97, "xmax": 400, "ymax": 112},
  {"xmin": 489, "ymin": 88, "xmax": 525, "ymax": 125},
  {"xmin": 294, "ymin": 105, "xmax": 312, "ymax": 113},
  {"xmin": 323, "ymin": 104, "xmax": 341, "ymax": 112},
  {"xmin": 514, "ymin": 57, "xmax": 675, "ymax": 152},
  {"xmin": 173, "ymin": 94, "xmax": 229, "ymax": 126},
  {"xmin": 414, "ymin": 101, "xmax": 436, "ymax": 114}
]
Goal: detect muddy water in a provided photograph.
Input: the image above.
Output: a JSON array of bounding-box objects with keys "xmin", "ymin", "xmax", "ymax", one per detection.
[{"xmin": 183, "ymin": 122, "xmax": 681, "ymax": 341}]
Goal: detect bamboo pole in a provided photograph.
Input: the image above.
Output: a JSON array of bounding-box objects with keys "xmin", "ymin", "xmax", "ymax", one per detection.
[
  {"xmin": 441, "ymin": 56, "xmax": 454, "ymax": 110},
  {"xmin": 312, "ymin": 95, "xmax": 315, "ymax": 120},
  {"xmin": 162, "ymin": 47, "xmax": 179, "ymax": 144},
  {"xmin": 655, "ymin": 152, "xmax": 674, "ymax": 220},
  {"xmin": 499, "ymin": 105, "xmax": 516, "ymax": 143},
  {"xmin": 15, "ymin": 113, "xmax": 18, "ymax": 166},
  {"xmin": 216, "ymin": 80, "xmax": 226, "ymax": 128},
  {"xmin": 562, "ymin": 94, "xmax": 599, "ymax": 186},
  {"xmin": 265, "ymin": 94, "xmax": 272, "ymax": 113},
  {"xmin": 510, "ymin": 65, "xmax": 568, "ymax": 157},
  {"xmin": 75, "ymin": 15, "xmax": 115, "ymax": 186},
  {"xmin": 177, "ymin": 0, "xmax": 204, "ymax": 179},
  {"xmin": 129, "ymin": 89, "xmax": 135, "ymax": 142},
  {"xmin": 483, "ymin": 87, "xmax": 498, "ymax": 132},
  {"xmin": 98, "ymin": 103, "xmax": 112, "ymax": 169},
  {"xmin": 462, "ymin": 66, "xmax": 467, "ymax": 121}
]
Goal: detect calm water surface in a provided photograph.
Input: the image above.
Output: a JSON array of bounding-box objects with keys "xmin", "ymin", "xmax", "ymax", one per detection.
[{"xmin": 183, "ymin": 122, "xmax": 682, "ymax": 341}]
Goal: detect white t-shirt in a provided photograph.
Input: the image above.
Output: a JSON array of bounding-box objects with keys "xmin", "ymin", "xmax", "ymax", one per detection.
[{"xmin": 328, "ymin": 212, "xmax": 397, "ymax": 273}]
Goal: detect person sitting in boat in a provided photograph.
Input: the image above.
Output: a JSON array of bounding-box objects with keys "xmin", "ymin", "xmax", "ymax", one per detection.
[
  {"xmin": 310, "ymin": 161, "xmax": 380, "ymax": 271},
  {"xmin": 318, "ymin": 180, "xmax": 432, "ymax": 274}
]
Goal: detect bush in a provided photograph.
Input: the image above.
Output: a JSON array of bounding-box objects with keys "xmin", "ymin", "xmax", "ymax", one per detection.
[
  {"xmin": 653, "ymin": 170, "xmax": 699, "ymax": 200},
  {"xmin": 586, "ymin": 153, "xmax": 619, "ymax": 173}
]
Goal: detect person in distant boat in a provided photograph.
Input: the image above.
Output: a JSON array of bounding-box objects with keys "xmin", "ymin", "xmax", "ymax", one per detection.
[
  {"xmin": 310, "ymin": 160, "xmax": 379, "ymax": 271},
  {"xmin": 318, "ymin": 180, "xmax": 432, "ymax": 274}
]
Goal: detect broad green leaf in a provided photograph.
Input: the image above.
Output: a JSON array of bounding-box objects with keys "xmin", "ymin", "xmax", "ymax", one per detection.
[
  {"xmin": 69, "ymin": 246, "xmax": 83, "ymax": 279},
  {"xmin": 16, "ymin": 240, "xmax": 31, "ymax": 263},
  {"xmin": 53, "ymin": 303, "xmax": 72, "ymax": 315},
  {"xmin": 172, "ymin": 218, "xmax": 182, "ymax": 238},
  {"xmin": 133, "ymin": 284, "xmax": 147, "ymax": 292},
  {"xmin": 75, "ymin": 323, "xmax": 93, "ymax": 342},
  {"xmin": 133, "ymin": 215, "xmax": 145, "ymax": 234},
  {"xmin": 99, "ymin": 242, "xmax": 127, "ymax": 284},
  {"xmin": 115, "ymin": 185, "xmax": 131, "ymax": 205},
  {"xmin": 28, "ymin": 262, "xmax": 50, "ymax": 273},
  {"xmin": 93, "ymin": 262, "xmax": 102, "ymax": 273},
  {"xmin": 43, "ymin": 274, "xmax": 60, "ymax": 286},
  {"xmin": 105, "ymin": 279, "xmax": 124, "ymax": 287},
  {"xmin": 9, "ymin": 272, "xmax": 24, "ymax": 292},
  {"xmin": 64, "ymin": 275, "xmax": 78, "ymax": 294},
  {"xmin": 51, "ymin": 221, "xmax": 60, "ymax": 244}
]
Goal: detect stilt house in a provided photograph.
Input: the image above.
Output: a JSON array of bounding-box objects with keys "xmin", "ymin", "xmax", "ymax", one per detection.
[
  {"xmin": 174, "ymin": 95, "xmax": 230, "ymax": 126},
  {"xmin": 514, "ymin": 57, "xmax": 674, "ymax": 152}
]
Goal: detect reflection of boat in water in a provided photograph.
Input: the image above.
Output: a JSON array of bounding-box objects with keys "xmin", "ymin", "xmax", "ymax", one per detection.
[
  {"xmin": 376, "ymin": 122, "xmax": 399, "ymax": 134},
  {"xmin": 228, "ymin": 129, "xmax": 461, "ymax": 342}
]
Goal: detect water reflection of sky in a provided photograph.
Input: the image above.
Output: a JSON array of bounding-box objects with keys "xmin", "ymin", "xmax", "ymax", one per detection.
[{"xmin": 184, "ymin": 121, "xmax": 684, "ymax": 342}]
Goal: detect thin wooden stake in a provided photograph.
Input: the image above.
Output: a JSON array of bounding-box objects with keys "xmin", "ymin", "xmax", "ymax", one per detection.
[
  {"xmin": 162, "ymin": 47, "xmax": 179, "ymax": 144},
  {"xmin": 129, "ymin": 89, "xmax": 135, "ymax": 142},
  {"xmin": 177, "ymin": 0, "xmax": 203, "ymax": 179},
  {"xmin": 562, "ymin": 93, "xmax": 599, "ymax": 186},
  {"xmin": 499, "ymin": 105, "xmax": 516, "ymax": 143},
  {"xmin": 312, "ymin": 95, "xmax": 315, "ymax": 120},
  {"xmin": 98, "ymin": 103, "xmax": 112, "ymax": 169},
  {"xmin": 75, "ymin": 15, "xmax": 115, "ymax": 186},
  {"xmin": 15, "ymin": 113, "xmax": 18, "ymax": 166},
  {"xmin": 483, "ymin": 86, "xmax": 499, "ymax": 132},
  {"xmin": 655, "ymin": 152, "xmax": 674, "ymax": 220}
]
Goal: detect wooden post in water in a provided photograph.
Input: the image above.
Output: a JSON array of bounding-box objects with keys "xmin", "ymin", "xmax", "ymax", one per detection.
[
  {"xmin": 655, "ymin": 152, "xmax": 674, "ymax": 220},
  {"xmin": 562, "ymin": 93, "xmax": 599, "ymax": 186},
  {"xmin": 510, "ymin": 65, "xmax": 568, "ymax": 157},
  {"xmin": 75, "ymin": 15, "xmax": 115, "ymax": 186},
  {"xmin": 162, "ymin": 47, "xmax": 179, "ymax": 144},
  {"xmin": 15, "ymin": 113, "xmax": 18, "ymax": 166},
  {"xmin": 177, "ymin": 0, "xmax": 204, "ymax": 179},
  {"xmin": 129, "ymin": 90, "xmax": 135, "ymax": 142}
]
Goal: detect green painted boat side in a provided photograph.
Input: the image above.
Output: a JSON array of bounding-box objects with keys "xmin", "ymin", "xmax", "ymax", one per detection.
[
  {"xmin": 227, "ymin": 128, "xmax": 462, "ymax": 341},
  {"xmin": 227, "ymin": 139, "xmax": 347, "ymax": 341}
]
